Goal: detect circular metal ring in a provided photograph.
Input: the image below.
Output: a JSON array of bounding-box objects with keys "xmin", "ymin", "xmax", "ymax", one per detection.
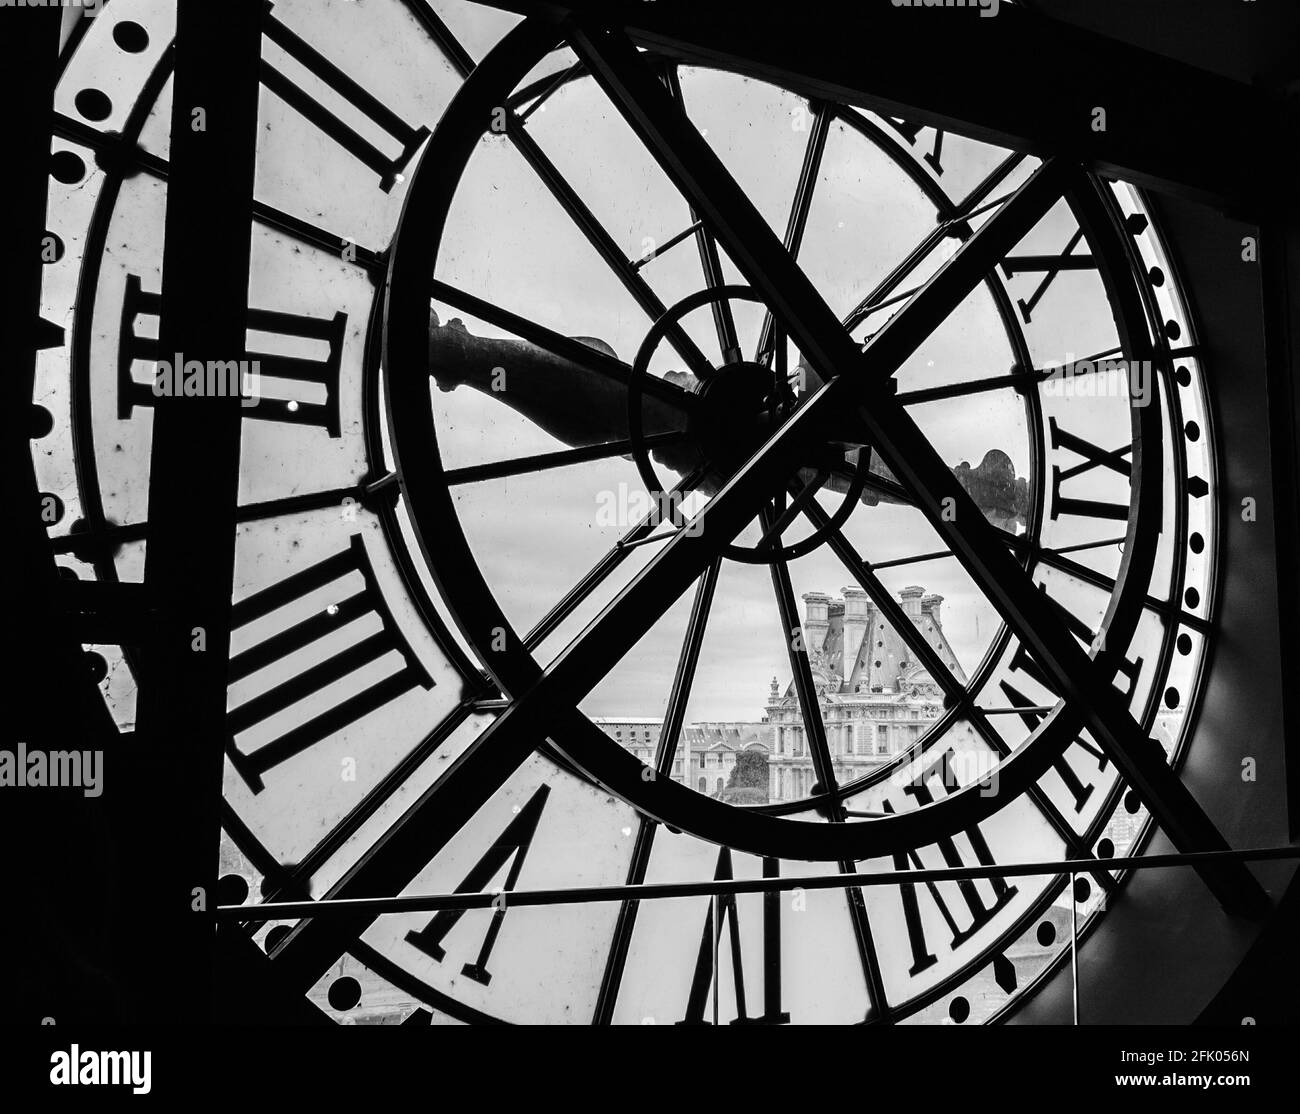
[{"xmin": 626, "ymin": 283, "xmax": 872, "ymax": 563}]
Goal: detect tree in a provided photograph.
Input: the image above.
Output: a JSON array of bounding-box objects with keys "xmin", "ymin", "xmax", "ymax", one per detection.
[{"xmin": 726, "ymin": 749, "xmax": 769, "ymax": 793}]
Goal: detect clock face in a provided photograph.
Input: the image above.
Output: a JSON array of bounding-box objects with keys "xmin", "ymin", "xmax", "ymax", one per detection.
[{"xmin": 38, "ymin": 0, "xmax": 1220, "ymax": 1023}]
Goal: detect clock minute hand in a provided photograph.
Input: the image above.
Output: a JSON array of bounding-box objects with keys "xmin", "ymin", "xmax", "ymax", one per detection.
[{"xmin": 428, "ymin": 309, "xmax": 696, "ymax": 447}]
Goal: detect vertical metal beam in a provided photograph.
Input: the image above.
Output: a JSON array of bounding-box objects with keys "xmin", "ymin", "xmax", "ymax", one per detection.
[{"xmin": 132, "ymin": 0, "xmax": 263, "ymax": 1022}]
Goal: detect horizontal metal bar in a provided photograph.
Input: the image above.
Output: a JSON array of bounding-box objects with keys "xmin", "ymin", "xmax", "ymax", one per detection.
[
  {"xmin": 1002, "ymin": 254, "xmax": 1096, "ymax": 274},
  {"xmin": 218, "ymin": 845, "xmax": 1299, "ymax": 921},
  {"xmin": 442, "ymin": 431, "xmax": 685, "ymax": 485}
]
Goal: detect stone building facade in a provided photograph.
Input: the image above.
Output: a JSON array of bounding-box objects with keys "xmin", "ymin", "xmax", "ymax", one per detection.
[
  {"xmin": 592, "ymin": 716, "xmax": 772, "ymax": 799},
  {"xmin": 766, "ymin": 585, "xmax": 963, "ymax": 803},
  {"xmin": 682, "ymin": 722, "xmax": 773, "ymax": 799}
]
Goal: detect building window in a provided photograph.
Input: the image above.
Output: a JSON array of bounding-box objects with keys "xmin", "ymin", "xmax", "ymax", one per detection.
[
  {"xmin": 699, "ymin": 755, "xmax": 706, "ymax": 769},
  {"xmin": 715, "ymin": 778, "xmax": 724, "ymax": 795},
  {"xmin": 698, "ymin": 777, "xmax": 706, "ymax": 792}
]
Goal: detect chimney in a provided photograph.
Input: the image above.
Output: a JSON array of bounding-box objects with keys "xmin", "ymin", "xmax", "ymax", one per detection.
[
  {"xmin": 921, "ymin": 592, "xmax": 944, "ymax": 629},
  {"xmin": 841, "ymin": 586, "xmax": 870, "ymax": 685},
  {"xmin": 801, "ymin": 592, "xmax": 831, "ymax": 657},
  {"xmin": 900, "ymin": 585, "xmax": 925, "ymax": 620}
]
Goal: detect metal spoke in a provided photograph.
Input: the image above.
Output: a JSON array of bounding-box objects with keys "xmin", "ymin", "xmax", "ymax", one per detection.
[
  {"xmin": 658, "ymin": 559, "xmax": 722, "ymax": 776},
  {"xmin": 840, "ymin": 149, "xmax": 1029, "ymax": 332},
  {"xmin": 442, "ymin": 431, "xmax": 686, "ymax": 486},
  {"xmin": 483, "ymin": 30, "xmax": 1079, "ymax": 761},
  {"xmin": 513, "ymin": 60, "xmax": 586, "ymax": 122},
  {"xmin": 631, "ymin": 219, "xmax": 703, "ymax": 269},
  {"xmin": 663, "ymin": 65, "xmax": 741, "ymax": 363},
  {"xmin": 506, "ymin": 113, "xmax": 718, "ymax": 381},
  {"xmin": 765, "ymin": 517, "xmax": 838, "ymax": 797},
  {"xmin": 756, "ymin": 104, "xmax": 830, "ymax": 365},
  {"xmin": 523, "ymin": 467, "xmax": 705, "ymax": 651},
  {"xmin": 952, "ymin": 151, "xmax": 1028, "ymax": 218},
  {"xmin": 593, "ymin": 557, "xmax": 720, "ymax": 1023},
  {"xmin": 762, "ymin": 505, "xmax": 890, "ymax": 1018}
]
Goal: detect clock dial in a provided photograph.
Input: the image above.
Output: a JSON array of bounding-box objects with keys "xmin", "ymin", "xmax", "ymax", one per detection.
[{"xmin": 37, "ymin": 0, "xmax": 1226, "ymax": 1024}]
